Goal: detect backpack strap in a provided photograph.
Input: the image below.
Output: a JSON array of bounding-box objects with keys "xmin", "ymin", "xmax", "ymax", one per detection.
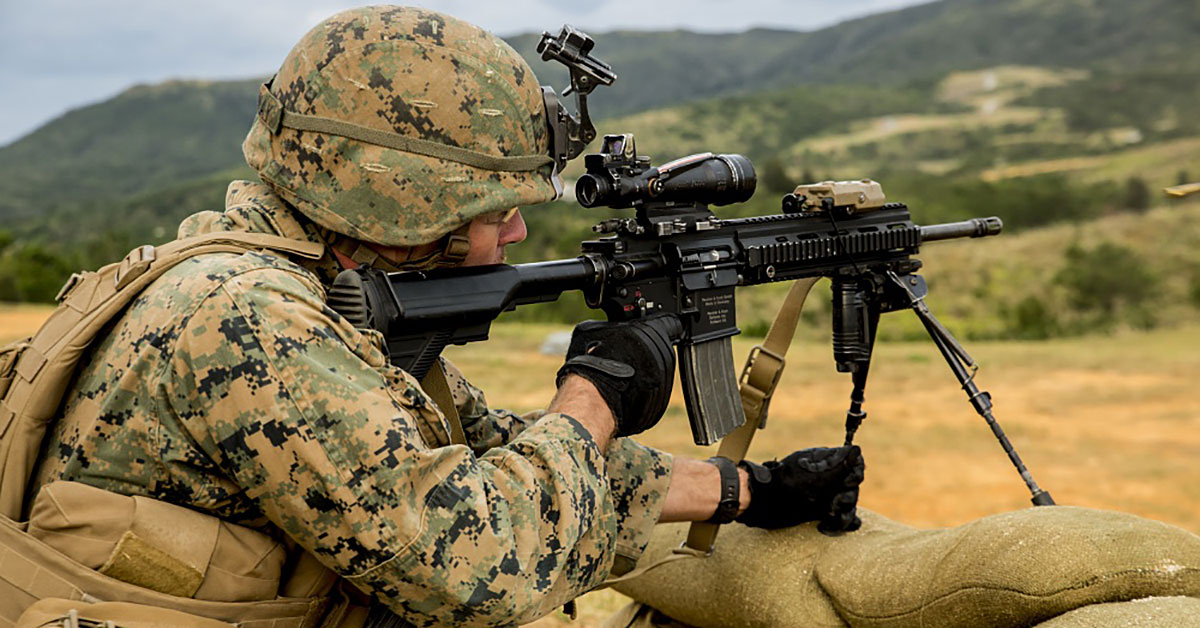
[{"xmin": 0, "ymin": 232, "xmax": 325, "ymax": 519}]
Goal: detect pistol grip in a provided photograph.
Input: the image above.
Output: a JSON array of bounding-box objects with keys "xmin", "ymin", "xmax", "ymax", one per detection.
[{"xmin": 678, "ymin": 336, "xmax": 747, "ymax": 445}]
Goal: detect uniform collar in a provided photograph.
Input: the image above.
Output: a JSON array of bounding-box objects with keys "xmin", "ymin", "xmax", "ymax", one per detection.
[{"xmin": 177, "ymin": 180, "xmax": 345, "ymax": 287}]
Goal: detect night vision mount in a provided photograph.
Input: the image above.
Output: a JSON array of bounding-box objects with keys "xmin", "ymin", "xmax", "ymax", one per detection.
[{"xmin": 538, "ymin": 25, "xmax": 616, "ymax": 171}]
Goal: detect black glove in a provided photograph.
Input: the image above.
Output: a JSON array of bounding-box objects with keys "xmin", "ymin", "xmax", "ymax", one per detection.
[
  {"xmin": 556, "ymin": 314, "xmax": 682, "ymax": 437},
  {"xmin": 736, "ymin": 445, "xmax": 865, "ymax": 534}
]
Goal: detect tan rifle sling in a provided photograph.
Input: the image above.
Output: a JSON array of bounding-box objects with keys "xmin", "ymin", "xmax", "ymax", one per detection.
[
  {"xmin": 0, "ymin": 232, "xmax": 326, "ymax": 520},
  {"xmin": 683, "ymin": 277, "xmax": 821, "ymax": 553},
  {"xmin": 603, "ymin": 277, "xmax": 821, "ymax": 586}
]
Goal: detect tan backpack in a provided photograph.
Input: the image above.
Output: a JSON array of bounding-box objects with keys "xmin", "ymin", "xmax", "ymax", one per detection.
[{"xmin": 0, "ymin": 232, "xmax": 324, "ymax": 520}]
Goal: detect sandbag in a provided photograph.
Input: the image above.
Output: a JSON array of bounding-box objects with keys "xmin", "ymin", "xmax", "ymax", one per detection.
[
  {"xmin": 817, "ymin": 506, "xmax": 1200, "ymax": 627},
  {"xmin": 1031, "ymin": 596, "xmax": 1200, "ymax": 627},
  {"xmin": 608, "ymin": 513, "xmax": 886, "ymax": 627},
  {"xmin": 611, "ymin": 507, "xmax": 1200, "ymax": 628}
]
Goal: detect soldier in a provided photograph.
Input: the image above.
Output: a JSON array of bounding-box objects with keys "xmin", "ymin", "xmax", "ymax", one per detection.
[{"xmin": 23, "ymin": 6, "xmax": 863, "ymax": 626}]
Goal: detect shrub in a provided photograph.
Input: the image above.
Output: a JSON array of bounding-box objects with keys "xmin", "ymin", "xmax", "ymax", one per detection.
[
  {"xmin": 1054, "ymin": 241, "xmax": 1159, "ymax": 328},
  {"xmin": 1007, "ymin": 295, "xmax": 1059, "ymax": 340},
  {"xmin": 1122, "ymin": 177, "xmax": 1151, "ymax": 212}
]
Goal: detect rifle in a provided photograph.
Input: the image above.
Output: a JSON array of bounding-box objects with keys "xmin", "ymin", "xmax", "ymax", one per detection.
[{"xmin": 327, "ymin": 132, "xmax": 1054, "ymax": 509}]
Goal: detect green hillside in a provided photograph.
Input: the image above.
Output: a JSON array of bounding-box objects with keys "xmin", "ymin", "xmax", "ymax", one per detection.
[
  {"xmin": 0, "ymin": 79, "xmax": 260, "ymax": 224},
  {"xmin": 512, "ymin": 0, "xmax": 1200, "ymax": 117},
  {"xmin": 0, "ymin": 0, "xmax": 1196, "ymax": 329}
]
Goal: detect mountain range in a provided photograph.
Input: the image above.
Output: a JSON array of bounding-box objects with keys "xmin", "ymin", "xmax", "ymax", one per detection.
[{"xmin": 1, "ymin": 0, "xmax": 1197, "ymax": 310}]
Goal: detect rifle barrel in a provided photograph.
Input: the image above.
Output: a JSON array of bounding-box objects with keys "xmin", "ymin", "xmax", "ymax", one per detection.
[{"xmin": 920, "ymin": 217, "xmax": 1003, "ymax": 242}]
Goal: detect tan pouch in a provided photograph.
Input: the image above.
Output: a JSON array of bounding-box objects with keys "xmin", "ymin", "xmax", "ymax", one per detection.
[
  {"xmin": 17, "ymin": 598, "xmax": 235, "ymax": 628},
  {"xmin": 27, "ymin": 482, "xmax": 285, "ymax": 603},
  {"xmin": 0, "ymin": 515, "xmax": 325, "ymax": 628},
  {"xmin": 0, "ymin": 339, "xmax": 30, "ymax": 400}
]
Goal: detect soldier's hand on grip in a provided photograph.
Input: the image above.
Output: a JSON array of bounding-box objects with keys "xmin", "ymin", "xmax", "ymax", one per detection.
[
  {"xmin": 736, "ymin": 445, "xmax": 865, "ymax": 534},
  {"xmin": 556, "ymin": 314, "xmax": 682, "ymax": 437}
]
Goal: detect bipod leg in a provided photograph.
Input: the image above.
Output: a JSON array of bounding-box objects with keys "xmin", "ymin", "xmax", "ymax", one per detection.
[
  {"xmin": 885, "ymin": 272, "xmax": 1055, "ymax": 507},
  {"xmin": 842, "ymin": 309, "xmax": 878, "ymax": 447}
]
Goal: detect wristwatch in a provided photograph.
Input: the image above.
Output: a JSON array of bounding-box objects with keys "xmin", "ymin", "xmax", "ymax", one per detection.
[{"xmin": 705, "ymin": 456, "xmax": 741, "ymax": 524}]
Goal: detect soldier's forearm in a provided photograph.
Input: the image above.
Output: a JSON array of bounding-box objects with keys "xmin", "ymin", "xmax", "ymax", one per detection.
[
  {"xmin": 658, "ymin": 457, "xmax": 750, "ymax": 523},
  {"xmin": 547, "ymin": 374, "xmax": 617, "ymax": 452}
]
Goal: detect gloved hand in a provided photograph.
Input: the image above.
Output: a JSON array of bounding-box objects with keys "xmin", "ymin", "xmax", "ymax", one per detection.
[
  {"xmin": 736, "ymin": 445, "xmax": 865, "ymax": 535},
  {"xmin": 556, "ymin": 314, "xmax": 682, "ymax": 437}
]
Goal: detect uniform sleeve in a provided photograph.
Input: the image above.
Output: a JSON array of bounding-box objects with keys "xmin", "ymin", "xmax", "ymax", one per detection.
[
  {"xmin": 442, "ymin": 357, "xmax": 540, "ymax": 454},
  {"xmin": 605, "ymin": 438, "xmax": 672, "ymax": 574},
  {"xmin": 165, "ymin": 267, "xmax": 618, "ymax": 626},
  {"xmin": 441, "ymin": 358, "xmax": 673, "ymax": 573}
]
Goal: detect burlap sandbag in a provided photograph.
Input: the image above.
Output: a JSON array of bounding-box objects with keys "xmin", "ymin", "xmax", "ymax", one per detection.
[
  {"xmin": 603, "ymin": 597, "xmax": 1200, "ymax": 628},
  {"xmin": 608, "ymin": 514, "xmax": 900, "ymax": 627},
  {"xmin": 1032, "ymin": 596, "xmax": 1200, "ymax": 627},
  {"xmin": 817, "ymin": 506, "xmax": 1200, "ymax": 627},
  {"xmin": 611, "ymin": 507, "xmax": 1200, "ymax": 628}
]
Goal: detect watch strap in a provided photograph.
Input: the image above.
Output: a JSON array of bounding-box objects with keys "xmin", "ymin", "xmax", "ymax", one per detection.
[{"xmin": 705, "ymin": 456, "xmax": 740, "ymax": 524}]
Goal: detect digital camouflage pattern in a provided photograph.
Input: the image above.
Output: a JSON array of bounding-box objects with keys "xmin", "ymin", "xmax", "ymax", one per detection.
[
  {"xmin": 243, "ymin": 6, "xmax": 558, "ymax": 247},
  {"xmin": 31, "ymin": 180, "xmax": 672, "ymax": 625}
]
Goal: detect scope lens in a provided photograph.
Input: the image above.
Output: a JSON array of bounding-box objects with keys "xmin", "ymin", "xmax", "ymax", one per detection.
[{"xmin": 576, "ymin": 174, "xmax": 607, "ymax": 207}]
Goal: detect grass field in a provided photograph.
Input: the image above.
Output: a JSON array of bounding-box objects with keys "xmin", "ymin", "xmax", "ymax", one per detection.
[
  {"xmin": 444, "ymin": 322, "xmax": 1200, "ymax": 531},
  {"xmin": 4, "ymin": 305, "xmax": 1196, "ymax": 626}
]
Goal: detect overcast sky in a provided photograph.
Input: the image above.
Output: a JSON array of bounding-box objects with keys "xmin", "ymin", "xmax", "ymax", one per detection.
[{"xmin": 0, "ymin": 0, "xmax": 930, "ymax": 147}]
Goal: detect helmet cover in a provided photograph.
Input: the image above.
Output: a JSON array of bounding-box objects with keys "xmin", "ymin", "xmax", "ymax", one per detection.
[{"xmin": 243, "ymin": 6, "xmax": 557, "ymax": 246}]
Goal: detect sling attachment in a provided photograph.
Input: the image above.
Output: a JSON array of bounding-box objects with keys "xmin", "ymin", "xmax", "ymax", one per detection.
[
  {"xmin": 738, "ymin": 345, "xmax": 786, "ymax": 428},
  {"xmin": 684, "ymin": 277, "xmax": 821, "ymax": 554}
]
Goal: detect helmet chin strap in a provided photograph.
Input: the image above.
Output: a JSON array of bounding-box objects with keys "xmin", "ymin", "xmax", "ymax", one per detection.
[{"xmin": 318, "ymin": 224, "xmax": 471, "ymax": 272}]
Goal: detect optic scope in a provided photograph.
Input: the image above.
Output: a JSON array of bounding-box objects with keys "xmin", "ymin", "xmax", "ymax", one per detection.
[{"xmin": 576, "ymin": 134, "xmax": 756, "ymax": 209}]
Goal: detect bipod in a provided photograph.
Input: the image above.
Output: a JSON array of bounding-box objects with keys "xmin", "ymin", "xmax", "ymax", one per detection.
[
  {"xmin": 884, "ymin": 271, "xmax": 1055, "ymax": 507},
  {"xmin": 830, "ymin": 274, "xmax": 882, "ymax": 448}
]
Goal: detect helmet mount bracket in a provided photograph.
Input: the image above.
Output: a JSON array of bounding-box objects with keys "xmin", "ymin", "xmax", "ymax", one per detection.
[{"xmin": 537, "ymin": 25, "xmax": 616, "ymax": 171}]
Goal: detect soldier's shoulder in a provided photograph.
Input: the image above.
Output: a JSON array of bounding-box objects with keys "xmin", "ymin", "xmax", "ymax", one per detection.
[
  {"xmin": 132, "ymin": 248, "xmax": 326, "ymax": 325},
  {"xmin": 167, "ymin": 248, "xmax": 321, "ymax": 294}
]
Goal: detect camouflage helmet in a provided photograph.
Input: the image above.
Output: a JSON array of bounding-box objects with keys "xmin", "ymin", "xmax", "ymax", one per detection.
[{"xmin": 243, "ymin": 6, "xmax": 558, "ymax": 247}]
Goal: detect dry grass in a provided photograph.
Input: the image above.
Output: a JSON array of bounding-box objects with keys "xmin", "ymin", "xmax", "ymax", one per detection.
[
  {"xmin": 0, "ymin": 303, "xmax": 56, "ymax": 345},
  {"xmin": 980, "ymin": 136, "xmax": 1200, "ymax": 187},
  {"xmin": 5, "ymin": 305, "xmax": 1196, "ymax": 626},
  {"xmin": 449, "ymin": 322, "xmax": 1199, "ymax": 531},
  {"xmin": 937, "ymin": 66, "xmax": 1088, "ymax": 106},
  {"xmin": 798, "ymin": 108, "xmax": 1048, "ymax": 156}
]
